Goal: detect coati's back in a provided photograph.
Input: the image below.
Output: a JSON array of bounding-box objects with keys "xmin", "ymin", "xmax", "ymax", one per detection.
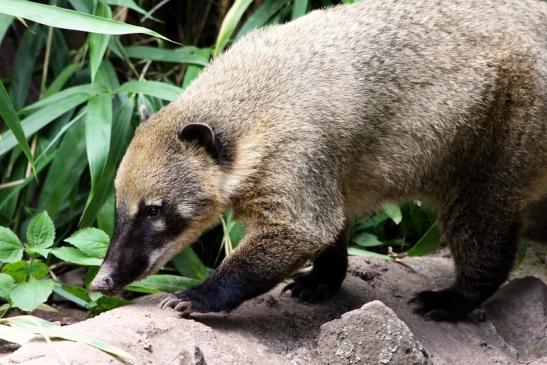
[{"xmin": 173, "ymin": 0, "xmax": 547, "ymax": 210}]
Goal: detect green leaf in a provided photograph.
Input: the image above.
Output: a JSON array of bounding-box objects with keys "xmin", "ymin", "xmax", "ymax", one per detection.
[
  {"xmin": 65, "ymin": 227, "xmax": 109, "ymax": 258},
  {"xmin": 128, "ymin": 274, "xmax": 200, "ymax": 293},
  {"xmin": 124, "ymin": 46, "xmax": 210, "ymax": 66},
  {"xmin": 117, "ymin": 80, "xmax": 182, "ymax": 101},
  {"xmin": 382, "ymin": 203, "xmax": 402, "ymax": 225},
  {"xmin": 0, "ymin": 0, "xmax": 171, "ymax": 41},
  {"xmin": 105, "ymin": 0, "xmax": 148, "ymax": 15},
  {"xmin": 2, "ymin": 315, "xmax": 134, "ymax": 362},
  {"xmin": 213, "ymin": 0, "xmax": 253, "ymax": 57},
  {"xmin": 348, "ymin": 247, "xmax": 392, "ymax": 260},
  {"xmin": 20, "ymin": 84, "xmax": 94, "ymax": 115},
  {"xmin": 353, "ymin": 232, "xmax": 383, "ymax": 247},
  {"xmin": 407, "ymin": 221, "xmax": 442, "ymax": 257},
  {"xmin": 89, "ymin": 1, "xmax": 111, "ymax": 82},
  {"xmin": 171, "ymin": 248, "xmax": 208, "ymax": 280},
  {"xmin": 85, "ymin": 93, "xmax": 112, "ymax": 192},
  {"xmin": 8, "ymin": 24, "xmax": 45, "ymax": 110},
  {"xmin": 43, "ymin": 63, "xmax": 80, "ymax": 98},
  {"xmin": 50, "ymin": 247, "xmax": 103, "ymax": 266},
  {"xmin": 291, "ymin": 0, "xmax": 308, "ymax": 19},
  {"xmin": 237, "ymin": 0, "xmax": 288, "ymax": 39},
  {"xmin": 52, "ymin": 284, "xmax": 91, "ymax": 309},
  {"xmin": 0, "ymin": 80, "xmax": 36, "ymax": 174},
  {"xmin": 0, "ymin": 227, "xmax": 24, "ymax": 263},
  {"xmin": 0, "ymin": 92, "xmax": 91, "ymax": 157},
  {"xmin": 2, "ymin": 260, "xmax": 49, "ymax": 283},
  {"xmin": 10, "ymin": 279, "xmax": 55, "ymax": 312},
  {"xmin": 26, "ymin": 211, "xmax": 55, "ymax": 249},
  {"xmin": 0, "ymin": 273, "xmax": 14, "ymax": 299},
  {"xmin": 0, "ymin": 14, "xmax": 13, "ymax": 44}
]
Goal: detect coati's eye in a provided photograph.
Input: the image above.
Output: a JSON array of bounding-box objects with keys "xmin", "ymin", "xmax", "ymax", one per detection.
[{"xmin": 146, "ymin": 205, "xmax": 161, "ymax": 218}]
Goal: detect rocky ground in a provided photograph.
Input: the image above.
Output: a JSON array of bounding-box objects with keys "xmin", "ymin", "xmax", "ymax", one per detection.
[{"xmin": 2, "ymin": 243, "xmax": 546, "ymax": 365}]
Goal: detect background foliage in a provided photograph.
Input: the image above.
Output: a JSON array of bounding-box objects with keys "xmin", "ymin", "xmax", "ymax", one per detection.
[{"xmin": 0, "ymin": 0, "xmax": 439, "ymax": 315}]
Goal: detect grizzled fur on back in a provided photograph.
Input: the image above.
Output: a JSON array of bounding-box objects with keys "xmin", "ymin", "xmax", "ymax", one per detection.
[{"xmin": 93, "ymin": 0, "xmax": 547, "ymax": 321}]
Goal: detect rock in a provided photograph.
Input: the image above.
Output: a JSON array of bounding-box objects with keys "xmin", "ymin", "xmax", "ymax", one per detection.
[
  {"xmin": 2, "ymin": 242, "xmax": 546, "ymax": 365},
  {"xmin": 317, "ymin": 300, "xmax": 430, "ymax": 365}
]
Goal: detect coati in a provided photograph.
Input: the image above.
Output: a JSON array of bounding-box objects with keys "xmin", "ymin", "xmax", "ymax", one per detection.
[{"xmin": 89, "ymin": 0, "xmax": 547, "ymax": 321}]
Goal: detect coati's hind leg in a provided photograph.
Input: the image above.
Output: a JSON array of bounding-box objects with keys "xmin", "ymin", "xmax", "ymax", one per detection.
[
  {"xmin": 410, "ymin": 178, "xmax": 521, "ymax": 321},
  {"xmin": 282, "ymin": 226, "xmax": 348, "ymax": 302}
]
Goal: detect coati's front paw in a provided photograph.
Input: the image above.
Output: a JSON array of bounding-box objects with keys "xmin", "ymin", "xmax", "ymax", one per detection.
[
  {"xmin": 282, "ymin": 271, "xmax": 340, "ymax": 302},
  {"xmin": 159, "ymin": 293, "xmax": 206, "ymax": 317},
  {"xmin": 409, "ymin": 288, "xmax": 479, "ymax": 322}
]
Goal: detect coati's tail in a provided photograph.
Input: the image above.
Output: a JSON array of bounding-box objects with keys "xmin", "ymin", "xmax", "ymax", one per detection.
[{"xmin": 523, "ymin": 197, "xmax": 547, "ymax": 244}]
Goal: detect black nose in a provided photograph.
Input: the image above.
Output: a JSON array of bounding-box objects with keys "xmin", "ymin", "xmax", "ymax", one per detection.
[{"xmin": 89, "ymin": 275, "xmax": 114, "ymax": 293}]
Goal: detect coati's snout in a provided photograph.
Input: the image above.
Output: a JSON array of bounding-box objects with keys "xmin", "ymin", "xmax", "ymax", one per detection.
[{"xmin": 89, "ymin": 202, "xmax": 188, "ymax": 294}]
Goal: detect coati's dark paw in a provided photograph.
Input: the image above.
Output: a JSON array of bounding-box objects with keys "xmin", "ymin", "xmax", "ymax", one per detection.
[
  {"xmin": 282, "ymin": 271, "xmax": 340, "ymax": 303},
  {"xmin": 409, "ymin": 288, "xmax": 478, "ymax": 322},
  {"xmin": 159, "ymin": 293, "xmax": 206, "ymax": 317}
]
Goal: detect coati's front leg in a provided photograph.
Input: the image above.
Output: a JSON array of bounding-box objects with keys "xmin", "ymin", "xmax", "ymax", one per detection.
[
  {"xmin": 282, "ymin": 227, "xmax": 348, "ymax": 302},
  {"xmin": 410, "ymin": 180, "xmax": 521, "ymax": 321},
  {"xmin": 160, "ymin": 227, "xmax": 333, "ymax": 316}
]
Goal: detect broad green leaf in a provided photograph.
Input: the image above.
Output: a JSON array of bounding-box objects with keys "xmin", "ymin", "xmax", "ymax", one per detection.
[
  {"xmin": 171, "ymin": 248, "xmax": 208, "ymax": 280},
  {"xmin": 85, "ymin": 93, "xmax": 112, "ymax": 191},
  {"xmin": 0, "ymin": 227, "xmax": 24, "ymax": 263},
  {"xmin": 407, "ymin": 221, "xmax": 441, "ymax": 257},
  {"xmin": 89, "ymin": 1, "xmax": 111, "ymax": 82},
  {"xmin": 88, "ymin": 295, "xmax": 130, "ymax": 315},
  {"xmin": 237, "ymin": 0, "xmax": 288, "ymax": 39},
  {"xmin": 117, "ymin": 80, "xmax": 182, "ymax": 101},
  {"xmin": 353, "ymin": 232, "xmax": 383, "ymax": 247},
  {"xmin": 0, "ymin": 14, "xmax": 13, "ymax": 44},
  {"xmin": 26, "ymin": 211, "xmax": 55, "ymax": 248},
  {"xmin": 213, "ymin": 0, "xmax": 253, "ymax": 57},
  {"xmin": 292, "ymin": 0, "xmax": 308, "ymax": 19},
  {"xmin": 0, "ymin": 93, "xmax": 90, "ymax": 157},
  {"xmin": 0, "ymin": 80, "xmax": 35, "ymax": 174},
  {"xmin": 4, "ymin": 315, "xmax": 134, "ymax": 362},
  {"xmin": 0, "ymin": 0, "xmax": 170, "ymax": 41},
  {"xmin": 128, "ymin": 275, "xmax": 200, "ymax": 293},
  {"xmin": 0, "ymin": 273, "xmax": 14, "ymax": 299},
  {"xmin": 8, "ymin": 24, "xmax": 45, "ymax": 109},
  {"xmin": 348, "ymin": 247, "xmax": 392, "ymax": 260},
  {"xmin": 65, "ymin": 227, "xmax": 109, "ymax": 258},
  {"xmin": 10, "ymin": 279, "xmax": 55, "ymax": 312},
  {"xmin": 124, "ymin": 46, "xmax": 210, "ymax": 66},
  {"xmin": 383, "ymin": 203, "xmax": 402, "ymax": 225},
  {"xmin": 2, "ymin": 260, "xmax": 49, "ymax": 283},
  {"xmin": 50, "ymin": 247, "xmax": 103, "ymax": 266},
  {"xmin": 96, "ymin": 191, "xmax": 115, "ymax": 236}
]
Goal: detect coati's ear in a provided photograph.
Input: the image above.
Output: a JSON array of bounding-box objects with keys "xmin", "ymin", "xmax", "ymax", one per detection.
[
  {"xmin": 139, "ymin": 105, "xmax": 150, "ymax": 122},
  {"xmin": 178, "ymin": 123, "xmax": 219, "ymax": 161}
]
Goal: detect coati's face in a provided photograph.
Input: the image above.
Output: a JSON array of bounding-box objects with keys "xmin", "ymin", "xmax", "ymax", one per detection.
[{"xmin": 89, "ymin": 109, "xmax": 230, "ymax": 294}]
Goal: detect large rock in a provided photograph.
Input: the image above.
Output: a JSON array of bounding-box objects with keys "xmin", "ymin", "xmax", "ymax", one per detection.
[
  {"xmin": 317, "ymin": 300, "xmax": 430, "ymax": 365},
  {"xmin": 2, "ymin": 243, "xmax": 546, "ymax": 365}
]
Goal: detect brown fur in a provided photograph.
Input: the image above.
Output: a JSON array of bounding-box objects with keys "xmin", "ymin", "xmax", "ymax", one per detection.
[{"xmin": 92, "ymin": 0, "xmax": 547, "ymax": 321}]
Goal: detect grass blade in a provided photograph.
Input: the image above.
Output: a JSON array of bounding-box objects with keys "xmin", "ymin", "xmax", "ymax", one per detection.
[
  {"xmin": 237, "ymin": 0, "xmax": 288, "ymax": 39},
  {"xmin": 117, "ymin": 80, "xmax": 182, "ymax": 101},
  {"xmin": 407, "ymin": 221, "xmax": 441, "ymax": 257},
  {"xmin": 21, "ymin": 84, "xmax": 94, "ymax": 115},
  {"xmin": 124, "ymin": 46, "xmax": 210, "ymax": 66},
  {"xmin": 0, "ymin": 14, "xmax": 13, "ymax": 44},
  {"xmin": 85, "ymin": 94, "xmax": 112, "ymax": 191},
  {"xmin": 213, "ymin": 0, "xmax": 253, "ymax": 57},
  {"xmin": 292, "ymin": 0, "xmax": 308, "ymax": 19},
  {"xmin": 89, "ymin": 1, "xmax": 111, "ymax": 82},
  {"xmin": 0, "ymin": 80, "xmax": 35, "ymax": 175},
  {"xmin": 42, "ymin": 64, "xmax": 80, "ymax": 98},
  {"xmin": 0, "ymin": 0, "xmax": 171, "ymax": 41},
  {"xmin": 0, "ymin": 93, "xmax": 90, "ymax": 157}
]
